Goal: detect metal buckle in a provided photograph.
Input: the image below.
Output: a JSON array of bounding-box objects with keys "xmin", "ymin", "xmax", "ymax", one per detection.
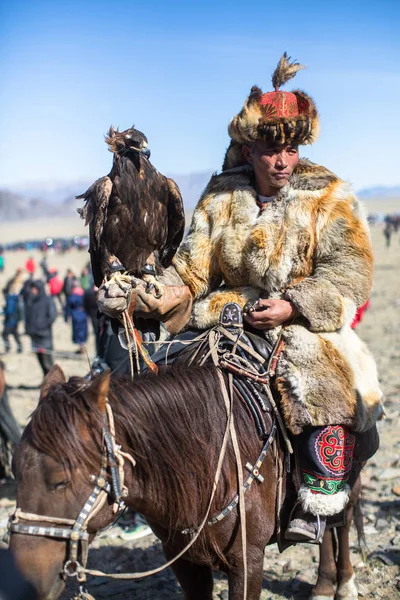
[{"xmin": 63, "ymin": 560, "xmax": 82, "ymax": 578}]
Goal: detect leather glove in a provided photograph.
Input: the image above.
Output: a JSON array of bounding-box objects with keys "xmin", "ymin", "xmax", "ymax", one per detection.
[
  {"xmin": 97, "ymin": 278, "xmax": 133, "ymax": 319},
  {"xmin": 134, "ymin": 283, "xmax": 192, "ymax": 335},
  {"xmin": 97, "ymin": 276, "xmax": 192, "ymax": 336}
]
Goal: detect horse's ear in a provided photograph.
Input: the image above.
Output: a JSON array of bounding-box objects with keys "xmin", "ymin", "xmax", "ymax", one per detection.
[
  {"xmin": 90, "ymin": 370, "xmax": 110, "ymax": 414},
  {"xmin": 39, "ymin": 364, "xmax": 66, "ymax": 403}
]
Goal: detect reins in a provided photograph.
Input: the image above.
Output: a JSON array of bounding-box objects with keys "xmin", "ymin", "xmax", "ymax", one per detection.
[
  {"xmin": 8, "ymin": 337, "xmax": 235, "ymax": 592},
  {"xmin": 9, "ymin": 319, "xmax": 286, "ymax": 600}
]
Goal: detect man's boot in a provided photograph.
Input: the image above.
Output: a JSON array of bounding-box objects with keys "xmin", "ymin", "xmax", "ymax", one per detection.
[
  {"xmin": 285, "ymin": 424, "xmax": 355, "ymax": 543},
  {"xmin": 285, "ymin": 504, "xmax": 326, "ymax": 543}
]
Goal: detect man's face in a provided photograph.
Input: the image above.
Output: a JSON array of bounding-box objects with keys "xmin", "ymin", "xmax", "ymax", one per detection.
[{"xmin": 242, "ymin": 140, "xmax": 299, "ymax": 194}]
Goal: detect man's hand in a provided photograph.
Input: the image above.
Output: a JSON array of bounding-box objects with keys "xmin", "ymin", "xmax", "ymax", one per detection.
[
  {"xmin": 97, "ymin": 277, "xmax": 160, "ymax": 319},
  {"xmin": 244, "ymin": 298, "xmax": 298, "ymax": 330},
  {"xmin": 97, "ymin": 279, "xmax": 134, "ymax": 319},
  {"xmin": 96, "ymin": 276, "xmax": 192, "ymax": 335}
]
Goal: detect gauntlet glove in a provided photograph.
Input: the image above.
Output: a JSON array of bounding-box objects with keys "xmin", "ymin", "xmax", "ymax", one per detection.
[{"xmin": 97, "ymin": 268, "xmax": 192, "ymax": 336}]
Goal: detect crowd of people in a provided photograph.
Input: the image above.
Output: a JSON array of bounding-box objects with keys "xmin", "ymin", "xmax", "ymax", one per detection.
[
  {"xmin": 1, "ymin": 253, "xmax": 152, "ymax": 541},
  {"xmin": 0, "ymin": 235, "xmax": 88, "ymax": 254},
  {"xmin": 1, "ymin": 255, "xmax": 100, "ymax": 376},
  {"xmin": 382, "ymin": 214, "xmax": 400, "ymax": 247}
]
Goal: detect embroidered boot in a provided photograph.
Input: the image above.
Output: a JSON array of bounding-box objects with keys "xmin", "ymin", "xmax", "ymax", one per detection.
[{"xmin": 285, "ymin": 425, "xmax": 355, "ymax": 544}]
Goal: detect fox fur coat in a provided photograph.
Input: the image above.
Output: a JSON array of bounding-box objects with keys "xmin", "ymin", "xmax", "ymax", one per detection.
[{"xmin": 173, "ymin": 159, "xmax": 383, "ymax": 434}]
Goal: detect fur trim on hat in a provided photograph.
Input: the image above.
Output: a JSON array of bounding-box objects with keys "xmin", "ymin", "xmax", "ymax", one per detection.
[
  {"xmin": 226, "ymin": 54, "xmax": 319, "ymax": 161},
  {"xmin": 298, "ymin": 484, "xmax": 351, "ymax": 516},
  {"xmin": 227, "ymin": 88, "xmax": 319, "ymax": 146}
]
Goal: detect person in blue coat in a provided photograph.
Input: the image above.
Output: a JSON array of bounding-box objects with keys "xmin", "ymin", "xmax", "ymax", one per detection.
[
  {"xmin": 2, "ymin": 284, "xmax": 23, "ymax": 353},
  {"xmin": 64, "ymin": 281, "xmax": 88, "ymax": 353}
]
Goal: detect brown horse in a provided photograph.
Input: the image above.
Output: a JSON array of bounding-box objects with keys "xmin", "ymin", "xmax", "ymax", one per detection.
[{"xmin": 10, "ymin": 364, "xmax": 361, "ymax": 600}]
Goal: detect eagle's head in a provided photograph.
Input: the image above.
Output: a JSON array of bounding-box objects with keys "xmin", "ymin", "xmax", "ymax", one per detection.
[{"xmin": 105, "ymin": 126, "xmax": 151, "ymax": 159}]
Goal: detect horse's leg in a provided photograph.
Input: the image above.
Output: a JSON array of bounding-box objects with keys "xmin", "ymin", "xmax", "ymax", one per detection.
[
  {"xmin": 335, "ymin": 504, "xmax": 357, "ymax": 600},
  {"xmin": 334, "ymin": 472, "xmax": 363, "ymax": 600},
  {"xmin": 311, "ymin": 528, "xmax": 337, "ymax": 600},
  {"xmin": 334, "ymin": 472, "xmax": 362, "ymax": 600},
  {"xmin": 226, "ymin": 547, "xmax": 265, "ymax": 600},
  {"xmin": 167, "ymin": 557, "xmax": 213, "ymax": 600}
]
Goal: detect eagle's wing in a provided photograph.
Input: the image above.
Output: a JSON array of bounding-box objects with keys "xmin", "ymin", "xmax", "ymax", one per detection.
[
  {"xmin": 77, "ymin": 176, "xmax": 113, "ymax": 286},
  {"xmin": 160, "ymin": 177, "xmax": 185, "ymax": 267},
  {"xmin": 77, "ymin": 176, "xmax": 113, "ymax": 247}
]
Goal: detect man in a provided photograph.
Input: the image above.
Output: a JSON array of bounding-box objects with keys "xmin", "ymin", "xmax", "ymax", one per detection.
[
  {"xmin": 63, "ymin": 269, "xmax": 75, "ymax": 303},
  {"xmin": 84, "ymin": 283, "xmax": 101, "ymax": 354},
  {"xmin": 25, "ymin": 256, "xmax": 36, "ymax": 278},
  {"xmin": 3, "ymin": 268, "xmax": 23, "ymax": 298},
  {"xmin": 47, "ymin": 268, "xmax": 64, "ymax": 311},
  {"xmin": 98, "ymin": 54, "xmax": 382, "ymax": 542},
  {"xmin": 24, "ymin": 281, "xmax": 57, "ymax": 376},
  {"xmin": 2, "ymin": 282, "xmax": 23, "ymax": 353},
  {"xmin": 64, "ymin": 280, "xmax": 88, "ymax": 354}
]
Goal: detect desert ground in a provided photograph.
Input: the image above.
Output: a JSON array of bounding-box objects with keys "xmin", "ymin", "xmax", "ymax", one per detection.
[{"xmin": 0, "ymin": 209, "xmax": 399, "ymax": 599}]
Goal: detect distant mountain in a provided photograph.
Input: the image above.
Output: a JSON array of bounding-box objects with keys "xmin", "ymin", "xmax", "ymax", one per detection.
[
  {"xmin": 2, "ymin": 176, "xmax": 399, "ymax": 222},
  {"xmin": 7, "ymin": 171, "xmax": 214, "ymax": 214},
  {"xmin": 13, "ymin": 180, "xmax": 93, "ymax": 205},
  {"xmin": 0, "ymin": 189, "xmax": 79, "ymax": 221},
  {"xmin": 358, "ymin": 186, "xmax": 400, "ymax": 199},
  {"xmin": 0, "ymin": 190, "xmax": 31, "ymax": 221},
  {"xmin": 168, "ymin": 171, "xmax": 213, "ymax": 210}
]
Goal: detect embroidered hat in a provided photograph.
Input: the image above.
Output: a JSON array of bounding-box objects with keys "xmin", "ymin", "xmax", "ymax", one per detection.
[{"xmin": 223, "ymin": 54, "xmax": 319, "ymax": 170}]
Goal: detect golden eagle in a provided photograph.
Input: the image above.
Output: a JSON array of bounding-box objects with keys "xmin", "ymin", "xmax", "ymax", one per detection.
[
  {"xmin": 77, "ymin": 126, "xmax": 185, "ymax": 291},
  {"xmin": 77, "ymin": 126, "xmax": 185, "ymax": 372}
]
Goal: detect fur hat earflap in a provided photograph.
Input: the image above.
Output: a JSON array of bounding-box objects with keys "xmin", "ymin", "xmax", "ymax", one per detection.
[{"xmin": 227, "ymin": 53, "xmax": 319, "ymax": 155}]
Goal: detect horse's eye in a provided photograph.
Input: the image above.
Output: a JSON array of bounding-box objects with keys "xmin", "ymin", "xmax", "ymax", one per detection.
[{"xmin": 50, "ymin": 480, "xmax": 70, "ymax": 491}]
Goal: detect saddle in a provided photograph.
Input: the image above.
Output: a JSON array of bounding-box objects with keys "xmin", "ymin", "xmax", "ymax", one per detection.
[
  {"xmin": 150, "ymin": 303, "xmax": 285, "ymax": 445},
  {"xmin": 147, "ymin": 303, "xmax": 378, "ymax": 544}
]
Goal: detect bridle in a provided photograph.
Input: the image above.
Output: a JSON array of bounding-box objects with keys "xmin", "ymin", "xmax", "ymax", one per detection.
[
  {"xmin": 6, "ymin": 373, "xmax": 234, "ymax": 588},
  {"xmin": 8, "ymin": 402, "xmax": 135, "ymax": 582},
  {"xmin": 7, "ymin": 377, "xmax": 235, "ymax": 589},
  {"xmin": 7, "ymin": 317, "xmax": 287, "ymax": 600}
]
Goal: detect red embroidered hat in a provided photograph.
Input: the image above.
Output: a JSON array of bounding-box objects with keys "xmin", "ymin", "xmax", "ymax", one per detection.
[{"xmin": 223, "ymin": 53, "xmax": 319, "ymax": 170}]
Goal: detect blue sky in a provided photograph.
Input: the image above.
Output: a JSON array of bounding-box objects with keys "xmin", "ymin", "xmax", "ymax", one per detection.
[{"xmin": 1, "ymin": 0, "xmax": 399, "ymax": 190}]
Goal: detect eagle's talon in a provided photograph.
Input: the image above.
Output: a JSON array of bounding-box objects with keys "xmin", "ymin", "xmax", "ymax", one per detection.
[
  {"xmin": 103, "ymin": 271, "xmax": 134, "ymax": 295},
  {"xmin": 129, "ymin": 276, "xmax": 142, "ymax": 289},
  {"xmin": 145, "ymin": 282, "xmax": 155, "ymax": 295},
  {"xmin": 145, "ymin": 281, "xmax": 163, "ymax": 299},
  {"xmin": 151, "ymin": 285, "xmax": 163, "ymax": 299},
  {"xmin": 142, "ymin": 274, "xmax": 164, "ymax": 298}
]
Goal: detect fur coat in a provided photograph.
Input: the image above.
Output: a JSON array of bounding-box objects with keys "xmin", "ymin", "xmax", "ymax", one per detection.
[{"xmin": 173, "ymin": 159, "xmax": 383, "ymax": 434}]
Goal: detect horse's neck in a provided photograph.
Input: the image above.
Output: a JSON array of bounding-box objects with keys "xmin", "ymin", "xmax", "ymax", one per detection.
[{"xmin": 116, "ymin": 428, "xmax": 166, "ymax": 525}]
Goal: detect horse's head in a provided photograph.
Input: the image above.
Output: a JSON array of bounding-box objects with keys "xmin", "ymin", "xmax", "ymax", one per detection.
[{"xmin": 9, "ymin": 365, "xmax": 117, "ymax": 600}]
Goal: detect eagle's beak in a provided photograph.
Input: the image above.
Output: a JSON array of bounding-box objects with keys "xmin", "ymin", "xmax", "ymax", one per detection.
[{"xmin": 141, "ymin": 147, "xmax": 151, "ymax": 159}]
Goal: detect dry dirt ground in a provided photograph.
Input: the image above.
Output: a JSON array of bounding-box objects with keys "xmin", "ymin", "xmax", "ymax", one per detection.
[{"xmin": 0, "ymin": 221, "xmax": 399, "ymax": 599}]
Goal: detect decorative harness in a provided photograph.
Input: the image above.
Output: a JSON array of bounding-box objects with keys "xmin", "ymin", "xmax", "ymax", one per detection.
[
  {"xmin": 9, "ymin": 403, "xmax": 134, "ymax": 582},
  {"xmin": 8, "ymin": 303, "xmax": 291, "ymax": 599}
]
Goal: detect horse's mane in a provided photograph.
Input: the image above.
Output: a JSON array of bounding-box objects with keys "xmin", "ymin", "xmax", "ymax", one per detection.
[{"xmin": 28, "ymin": 364, "xmax": 259, "ymax": 530}]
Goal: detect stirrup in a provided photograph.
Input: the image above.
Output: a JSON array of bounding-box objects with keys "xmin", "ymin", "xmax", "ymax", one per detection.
[{"xmin": 285, "ymin": 502, "xmax": 326, "ymax": 544}]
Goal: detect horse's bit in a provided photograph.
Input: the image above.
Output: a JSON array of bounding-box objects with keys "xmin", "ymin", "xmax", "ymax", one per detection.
[{"xmin": 8, "ymin": 403, "xmax": 135, "ymax": 583}]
